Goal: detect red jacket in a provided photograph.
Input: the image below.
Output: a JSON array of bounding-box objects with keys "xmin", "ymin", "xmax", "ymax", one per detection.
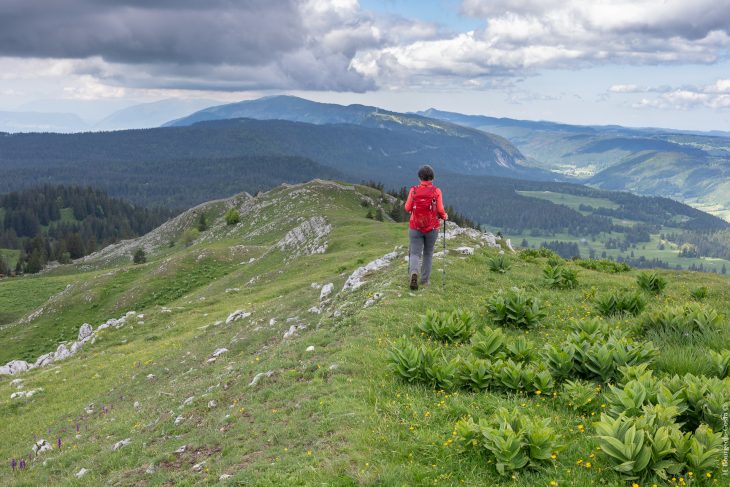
[{"xmin": 404, "ymin": 181, "xmax": 447, "ymax": 231}]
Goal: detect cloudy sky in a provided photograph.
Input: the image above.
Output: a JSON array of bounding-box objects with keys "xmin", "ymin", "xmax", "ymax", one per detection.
[{"xmin": 1, "ymin": 0, "xmax": 729, "ymax": 130}]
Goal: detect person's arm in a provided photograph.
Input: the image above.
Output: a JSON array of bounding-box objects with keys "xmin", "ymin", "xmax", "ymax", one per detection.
[
  {"xmin": 436, "ymin": 188, "xmax": 448, "ymax": 220},
  {"xmin": 404, "ymin": 187, "xmax": 414, "ymax": 213}
]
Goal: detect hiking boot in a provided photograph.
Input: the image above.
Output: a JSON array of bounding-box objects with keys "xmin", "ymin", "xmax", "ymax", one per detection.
[
  {"xmin": 410, "ymin": 273, "xmax": 419, "ymax": 290},
  {"xmin": 420, "ymin": 281, "xmax": 430, "ymax": 288}
]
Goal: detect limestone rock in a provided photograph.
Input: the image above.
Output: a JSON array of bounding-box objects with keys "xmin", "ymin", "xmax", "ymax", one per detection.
[
  {"xmin": 112, "ymin": 438, "xmax": 131, "ymax": 451},
  {"xmin": 33, "ymin": 353, "xmax": 55, "ymax": 368},
  {"xmin": 249, "ymin": 370, "xmax": 274, "ymax": 386},
  {"xmin": 211, "ymin": 348, "xmax": 229, "ymax": 358},
  {"xmin": 364, "ymin": 292, "xmax": 384, "ymax": 308},
  {"xmin": 226, "ymin": 310, "xmax": 251, "ymax": 324},
  {"xmin": 283, "ymin": 323, "xmax": 306, "ymax": 339},
  {"xmin": 319, "ymin": 283, "xmax": 334, "ymax": 301},
  {"xmin": 78, "ymin": 323, "xmax": 93, "ymax": 340},
  {"xmin": 342, "ymin": 251, "xmax": 399, "ymax": 291},
  {"xmin": 2, "ymin": 360, "xmax": 30, "ymax": 375},
  {"xmin": 454, "ymin": 246, "xmax": 474, "ymax": 255},
  {"xmin": 53, "ymin": 344, "xmax": 71, "ymax": 362},
  {"xmin": 75, "ymin": 468, "xmax": 89, "ymax": 478},
  {"xmin": 32, "ymin": 439, "xmax": 52, "ymax": 455}
]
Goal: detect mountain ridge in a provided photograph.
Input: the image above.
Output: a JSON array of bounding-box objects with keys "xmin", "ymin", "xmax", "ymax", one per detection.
[{"xmin": 1, "ymin": 179, "xmax": 729, "ymax": 485}]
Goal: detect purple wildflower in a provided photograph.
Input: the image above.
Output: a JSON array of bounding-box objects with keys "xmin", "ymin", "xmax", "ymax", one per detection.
[
  {"xmin": 19, "ymin": 459, "xmax": 25, "ymax": 470},
  {"xmin": 57, "ymin": 438, "xmax": 62, "ymax": 449},
  {"xmin": 11, "ymin": 459, "xmax": 17, "ymax": 471},
  {"xmin": 76, "ymin": 423, "xmax": 80, "ymax": 433}
]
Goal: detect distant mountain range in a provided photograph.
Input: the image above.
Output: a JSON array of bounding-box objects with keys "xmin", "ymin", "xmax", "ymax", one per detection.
[
  {"xmin": 0, "ymin": 99, "xmax": 217, "ymax": 133},
  {"xmin": 418, "ymin": 109, "xmax": 730, "ymax": 220},
  {"xmin": 0, "ymin": 111, "xmax": 89, "ymax": 133},
  {"xmin": 94, "ymin": 98, "xmax": 218, "ymax": 131}
]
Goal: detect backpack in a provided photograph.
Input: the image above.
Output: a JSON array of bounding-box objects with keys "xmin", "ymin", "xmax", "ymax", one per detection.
[{"xmin": 410, "ymin": 185, "xmax": 439, "ymax": 233}]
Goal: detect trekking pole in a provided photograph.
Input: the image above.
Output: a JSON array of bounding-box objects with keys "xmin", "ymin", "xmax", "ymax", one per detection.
[{"xmin": 442, "ymin": 219, "xmax": 446, "ymax": 288}]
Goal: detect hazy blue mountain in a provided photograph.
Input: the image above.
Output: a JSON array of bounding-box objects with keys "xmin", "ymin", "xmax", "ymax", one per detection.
[
  {"xmin": 95, "ymin": 98, "xmax": 218, "ymax": 131},
  {"xmin": 0, "ymin": 111, "xmax": 89, "ymax": 133}
]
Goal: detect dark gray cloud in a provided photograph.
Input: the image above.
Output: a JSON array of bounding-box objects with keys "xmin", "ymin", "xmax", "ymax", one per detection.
[
  {"xmin": 0, "ymin": 0, "xmax": 403, "ymax": 92},
  {"xmin": 0, "ymin": 0, "xmax": 303, "ymax": 65}
]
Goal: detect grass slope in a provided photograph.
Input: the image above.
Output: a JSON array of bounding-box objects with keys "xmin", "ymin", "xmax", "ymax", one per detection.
[{"xmin": 1, "ymin": 180, "xmax": 728, "ymax": 486}]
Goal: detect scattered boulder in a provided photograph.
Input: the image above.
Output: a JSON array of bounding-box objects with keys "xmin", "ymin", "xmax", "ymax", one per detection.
[
  {"xmin": 310, "ymin": 282, "xmax": 322, "ymax": 289},
  {"xmin": 283, "ymin": 324, "xmax": 306, "ymax": 339},
  {"xmin": 211, "ymin": 348, "xmax": 229, "ymax": 358},
  {"xmin": 454, "ymin": 246, "xmax": 474, "ymax": 255},
  {"xmin": 11, "ymin": 389, "xmax": 41, "ymax": 399},
  {"xmin": 308, "ymin": 306, "xmax": 321, "ymax": 314},
  {"xmin": 364, "ymin": 292, "xmax": 384, "ymax": 308},
  {"xmin": 249, "ymin": 370, "xmax": 274, "ymax": 386},
  {"xmin": 225, "ymin": 310, "xmax": 251, "ymax": 324},
  {"xmin": 306, "ymin": 345, "xmax": 315, "ymax": 352},
  {"xmin": 192, "ymin": 461, "xmax": 206, "ymax": 472},
  {"xmin": 75, "ymin": 468, "xmax": 89, "ymax": 478},
  {"xmin": 225, "ymin": 288, "xmax": 240, "ymax": 293},
  {"xmin": 174, "ymin": 415, "xmax": 185, "ymax": 426},
  {"xmin": 319, "ymin": 283, "xmax": 334, "ymax": 301},
  {"xmin": 112, "ymin": 438, "xmax": 131, "ymax": 451},
  {"xmin": 182, "ymin": 396, "xmax": 194, "ymax": 406},
  {"xmin": 220, "ymin": 474, "xmax": 233, "ymax": 480},
  {"xmin": 174, "ymin": 445, "xmax": 187, "ymax": 454},
  {"xmin": 208, "ymin": 400, "xmax": 217, "ymax": 409},
  {"xmin": 32, "ymin": 440, "xmax": 52, "ymax": 455}
]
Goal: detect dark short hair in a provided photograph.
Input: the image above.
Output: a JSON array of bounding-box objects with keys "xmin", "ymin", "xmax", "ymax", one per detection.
[{"xmin": 417, "ymin": 165, "xmax": 435, "ymax": 181}]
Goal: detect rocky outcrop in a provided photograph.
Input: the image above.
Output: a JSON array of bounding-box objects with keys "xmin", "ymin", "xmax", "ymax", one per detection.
[
  {"xmin": 78, "ymin": 323, "xmax": 93, "ymax": 340},
  {"xmin": 276, "ymin": 216, "xmax": 332, "ymax": 257},
  {"xmin": 1, "ymin": 311, "xmax": 137, "ymax": 376},
  {"xmin": 342, "ymin": 251, "xmax": 399, "ymax": 291}
]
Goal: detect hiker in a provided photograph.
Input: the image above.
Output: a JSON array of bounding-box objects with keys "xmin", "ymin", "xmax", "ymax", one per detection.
[{"xmin": 404, "ymin": 165, "xmax": 448, "ymax": 290}]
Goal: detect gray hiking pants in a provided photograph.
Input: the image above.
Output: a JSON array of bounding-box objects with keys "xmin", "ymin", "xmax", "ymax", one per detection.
[{"xmin": 409, "ymin": 228, "xmax": 439, "ymax": 284}]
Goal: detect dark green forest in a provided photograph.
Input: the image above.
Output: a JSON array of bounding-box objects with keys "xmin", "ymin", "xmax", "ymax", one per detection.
[{"xmin": 0, "ymin": 186, "xmax": 172, "ymax": 274}]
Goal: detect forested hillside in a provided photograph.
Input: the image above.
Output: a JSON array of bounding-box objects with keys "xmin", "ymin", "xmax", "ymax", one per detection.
[{"xmin": 0, "ymin": 186, "xmax": 172, "ymax": 274}]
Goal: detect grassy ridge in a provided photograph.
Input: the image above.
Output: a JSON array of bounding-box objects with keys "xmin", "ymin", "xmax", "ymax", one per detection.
[{"xmin": 0, "ymin": 180, "xmax": 728, "ymax": 486}]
